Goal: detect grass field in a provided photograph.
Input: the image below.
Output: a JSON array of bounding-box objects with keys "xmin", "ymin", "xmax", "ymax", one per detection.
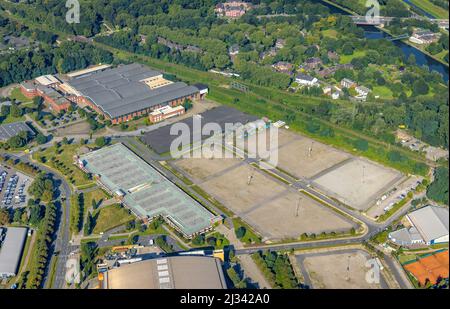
[
  {"xmin": 9, "ymin": 87, "xmax": 33, "ymax": 103},
  {"xmin": 92, "ymin": 204, "xmax": 134, "ymax": 234},
  {"xmin": 339, "ymin": 50, "xmax": 367, "ymax": 64},
  {"xmin": 373, "ymin": 86, "xmax": 394, "ymax": 99},
  {"xmin": 83, "ymin": 188, "xmax": 110, "ymax": 216},
  {"xmin": 408, "ymin": 0, "xmax": 448, "ymax": 19},
  {"xmin": 0, "ymin": 113, "xmax": 26, "ymax": 125},
  {"xmin": 33, "ymin": 143, "xmax": 96, "ymax": 188},
  {"xmin": 322, "ymin": 29, "xmax": 338, "ymax": 38}
]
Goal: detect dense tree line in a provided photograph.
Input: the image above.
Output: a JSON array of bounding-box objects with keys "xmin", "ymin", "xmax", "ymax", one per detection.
[
  {"xmin": 0, "ymin": 41, "xmax": 113, "ymax": 87},
  {"xmin": 427, "ymin": 167, "xmax": 449, "ymax": 205},
  {"xmin": 253, "ymin": 250, "xmax": 299, "ymax": 289},
  {"xmin": 28, "ymin": 172, "xmax": 55, "ymax": 203},
  {"xmin": 25, "ymin": 202, "xmax": 57, "ymax": 288}
]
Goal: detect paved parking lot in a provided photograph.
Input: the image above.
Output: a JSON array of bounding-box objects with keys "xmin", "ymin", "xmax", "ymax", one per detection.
[
  {"xmin": 0, "ymin": 165, "xmax": 32, "ymax": 209},
  {"xmin": 141, "ymin": 106, "xmax": 258, "ymax": 154}
]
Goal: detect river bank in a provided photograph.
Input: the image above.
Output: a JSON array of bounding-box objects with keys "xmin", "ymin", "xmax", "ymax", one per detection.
[{"xmin": 318, "ymin": 0, "xmax": 449, "ymax": 81}]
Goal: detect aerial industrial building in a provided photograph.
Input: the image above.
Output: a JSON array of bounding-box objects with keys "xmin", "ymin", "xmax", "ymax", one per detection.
[
  {"xmin": 78, "ymin": 143, "xmax": 219, "ymax": 238},
  {"xmin": 389, "ymin": 206, "xmax": 449, "ymax": 246},
  {"xmin": 101, "ymin": 256, "xmax": 227, "ymax": 289},
  {"xmin": 0, "ymin": 227, "xmax": 28, "ymax": 278},
  {"xmin": 65, "ymin": 63, "xmax": 207, "ymax": 124}
]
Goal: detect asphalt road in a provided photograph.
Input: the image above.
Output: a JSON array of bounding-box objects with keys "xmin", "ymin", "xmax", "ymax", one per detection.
[
  {"xmin": 5, "ymin": 153, "xmax": 73, "ymax": 289},
  {"xmin": 118, "ymin": 136, "xmax": 414, "ymax": 289}
]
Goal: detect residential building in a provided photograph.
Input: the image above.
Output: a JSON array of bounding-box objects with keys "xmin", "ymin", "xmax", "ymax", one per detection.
[
  {"xmin": 327, "ymin": 50, "xmax": 339, "ymax": 61},
  {"xmin": 272, "ymin": 61, "xmax": 294, "ymax": 74},
  {"xmin": 317, "ymin": 64, "xmax": 353, "ymax": 78},
  {"xmin": 409, "ymin": 29, "xmax": 440, "ymax": 45},
  {"xmin": 355, "ymin": 85, "xmax": 371, "ymax": 97},
  {"xmin": 215, "ymin": 1, "xmax": 252, "ymax": 18},
  {"xmin": 341, "ymin": 78, "xmax": 357, "ymax": 89},
  {"xmin": 295, "ymin": 73, "xmax": 319, "ymax": 86},
  {"xmin": 275, "ymin": 38, "xmax": 286, "ymax": 49},
  {"xmin": 303, "ymin": 57, "xmax": 322, "ymax": 70}
]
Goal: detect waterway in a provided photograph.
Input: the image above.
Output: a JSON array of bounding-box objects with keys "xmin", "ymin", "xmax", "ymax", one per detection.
[
  {"xmin": 317, "ymin": 0, "xmax": 449, "ymax": 82},
  {"xmin": 402, "ymin": 0, "xmax": 436, "ymax": 19}
]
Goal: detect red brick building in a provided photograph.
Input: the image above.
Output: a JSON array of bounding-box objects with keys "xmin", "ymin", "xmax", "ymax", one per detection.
[{"xmin": 65, "ymin": 63, "xmax": 207, "ymax": 124}]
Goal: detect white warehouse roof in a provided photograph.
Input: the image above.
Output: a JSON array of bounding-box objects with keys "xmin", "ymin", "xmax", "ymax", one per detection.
[
  {"xmin": 407, "ymin": 206, "xmax": 449, "ymax": 244},
  {"xmin": 0, "ymin": 227, "xmax": 28, "ymax": 277},
  {"xmin": 35, "ymin": 74, "xmax": 60, "ymax": 86}
]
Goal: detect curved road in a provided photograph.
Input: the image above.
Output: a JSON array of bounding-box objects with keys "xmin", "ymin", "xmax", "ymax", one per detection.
[{"xmin": 5, "ymin": 152, "xmax": 73, "ymax": 289}]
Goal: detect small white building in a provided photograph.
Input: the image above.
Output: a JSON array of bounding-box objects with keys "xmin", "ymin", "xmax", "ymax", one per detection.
[
  {"xmin": 355, "ymin": 85, "xmax": 371, "ymax": 97},
  {"xmin": 341, "ymin": 78, "xmax": 356, "ymax": 89},
  {"xmin": 295, "ymin": 73, "xmax": 318, "ymax": 86},
  {"xmin": 331, "ymin": 91, "xmax": 340, "ymax": 100}
]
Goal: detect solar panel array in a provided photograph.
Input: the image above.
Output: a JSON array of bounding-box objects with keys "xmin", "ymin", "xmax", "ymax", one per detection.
[{"xmin": 80, "ymin": 143, "xmax": 216, "ymax": 237}]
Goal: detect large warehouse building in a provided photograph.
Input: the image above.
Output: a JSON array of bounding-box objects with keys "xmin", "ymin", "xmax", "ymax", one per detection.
[
  {"xmin": 65, "ymin": 63, "xmax": 207, "ymax": 124},
  {"xmin": 0, "ymin": 227, "xmax": 28, "ymax": 278},
  {"xmin": 101, "ymin": 256, "xmax": 227, "ymax": 289},
  {"xmin": 78, "ymin": 143, "xmax": 219, "ymax": 238},
  {"xmin": 389, "ymin": 206, "xmax": 449, "ymax": 246}
]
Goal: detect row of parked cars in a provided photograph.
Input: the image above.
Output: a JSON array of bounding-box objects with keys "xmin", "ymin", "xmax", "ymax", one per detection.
[{"xmin": 1, "ymin": 171, "xmax": 27, "ymax": 207}]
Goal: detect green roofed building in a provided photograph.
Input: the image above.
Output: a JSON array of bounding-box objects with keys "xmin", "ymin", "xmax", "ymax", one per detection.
[{"xmin": 78, "ymin": 143, "xmax": 219, "ymax": 238}]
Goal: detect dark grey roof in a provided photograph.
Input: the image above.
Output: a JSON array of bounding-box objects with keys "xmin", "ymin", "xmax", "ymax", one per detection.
[
  {"xmin": 296, "ymin": 73, "xmax": 316, "ymax": 82},
  {"xmin": 0, "ymin": 227, "xmax": 27, "ymax": 277},
  {"xmin": 193, "ymin": 83, "xmax": 209, "ymax": 91},
  {"xmin": 0, "ymin": 121, "xmax": 35, "ymax": 141},
  {"xmin": 67, "ymin": 63, "xmax": 199, "ymax": 118}
]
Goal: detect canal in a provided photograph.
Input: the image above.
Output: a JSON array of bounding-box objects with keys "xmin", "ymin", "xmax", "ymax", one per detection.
[{"xmin": 317, "ymin": 0, "xmax": 449, "ymax": 82}]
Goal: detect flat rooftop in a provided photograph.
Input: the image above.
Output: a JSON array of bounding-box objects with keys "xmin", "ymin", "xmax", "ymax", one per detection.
[
  {"xmin": 105, "ymin": 256, "xmax": 227, "ymax": 289},
  {"xmin": 67, "ymin": 63, "xmax": 199, "ymax": 119},
  {"xmin": 0, "ymin": 122, "xmax": 35, "ymax": 141},
  {"xmin": 0, "ymin": 227, "xmax": 28, "ymax": 277},
  {"xmin": 80, "ymin": 143, "xmax": 217, "ymax": 237},
  {"xmin": 141, "ymin": 105, "xmax": 258, "ymax": 154},
  {"xmin": 408, "ymin": 206, "xmax": 449, "ymax": 243}
]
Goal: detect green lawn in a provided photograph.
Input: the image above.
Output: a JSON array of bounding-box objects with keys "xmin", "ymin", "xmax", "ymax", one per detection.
[
  {"xmin": 322, "ymin": 29, "xmax": 338, "ymax": 38},
  {"xmin": 92, "ymin": 204, "xmax": 134, "ymax": 234},
  {"xmin": 33, "ymin": 143, "xmax": 96, "ymax": 188},
  {"xmin": 409, "ymin": 0, "xmax": 448, "ymax": 19},
  {"xmin": 0, "ymin": 114, "xmax": 26, "ymax": 124},
  {"xmin": 83, "ymin": 188, "xmax": 110, "ymax": 216},
  {"xmin": 339, "ymin": 50, "xmax": 367, "ymax": 64},
  {"xmin": 232, "ymin": 218, "xmax": 262, "ymax": 245},
  {"xmin": 10, "ymin": 87, "xmax": 33, "ymax": 103},
  {"xmin": 373, "ymin": 86, "xmax": 394, "ymax": 99}
]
